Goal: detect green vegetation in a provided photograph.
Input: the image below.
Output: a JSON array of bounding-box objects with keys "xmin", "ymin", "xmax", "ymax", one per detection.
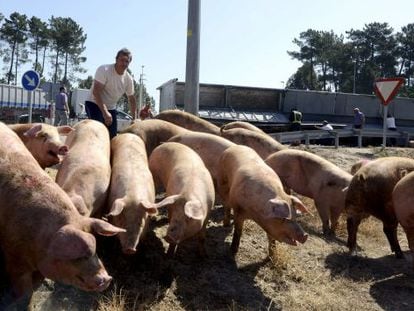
[{"xmin": 287, "ymin": 23, "xmax": 414, "ymax": 97}]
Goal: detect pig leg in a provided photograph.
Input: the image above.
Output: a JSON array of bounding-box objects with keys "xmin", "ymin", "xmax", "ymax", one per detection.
[
  {"xmin": 383, "ymin": 221, "xmax": 403, "ymax": 258},
  {"xmin": 230, "ymin": 208, "xmax": 245, "ymax": 255},
  {"xmin": 166, "ymin": 243, "xmax": 177, "ymax": 258},
  {"xmin": 223, "ymin": 203, "xmax": 232, "ymax": 227},
  {"xmin": 314, "ymin": 200, "xmax": 331, "ymax": 236},
  {"xmin": 405, "ymin": 227, "xmax": 414, "ymax": 269},
  {"xmin": 346, "ymin": 214, "xmax": 362, "ymax": 255},
  {"xmin": 329, "ymin": 204, "xmax": 344, "ymax": 235}
]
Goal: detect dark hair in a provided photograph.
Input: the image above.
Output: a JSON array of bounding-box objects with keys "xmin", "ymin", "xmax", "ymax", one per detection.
[
  {"xmin": 116, "ymin": 48, "xmax": 132, "ymax": 62},
  {"xmin": 59, "ymin": 86, "xmax": 65, "ymax": 92}
]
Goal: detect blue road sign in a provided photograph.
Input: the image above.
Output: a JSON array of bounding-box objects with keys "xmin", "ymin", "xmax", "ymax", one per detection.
[{"xmin": 21, "ymin": 70, "xmax": 40, "ymax": 91}]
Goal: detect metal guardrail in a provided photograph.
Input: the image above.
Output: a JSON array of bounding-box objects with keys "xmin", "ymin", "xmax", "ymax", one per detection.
[{"xmin": 269, "ymin": 129, "xmax": 413, "ymax": 148}]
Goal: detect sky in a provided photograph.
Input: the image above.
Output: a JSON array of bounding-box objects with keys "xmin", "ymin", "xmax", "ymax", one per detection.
[{"xmin": 2, "ymin": 0, "xmax": 414, "ymax": 105}]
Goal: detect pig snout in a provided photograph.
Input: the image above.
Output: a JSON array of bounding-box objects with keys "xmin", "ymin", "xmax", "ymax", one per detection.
[
  {"xmin": 93, "ymin": 273, "xmax": 112, "ymax": 292},
  {"xmin": 58, "ymin": 145, "xmax": 69, "ymax": 156},
  {"xmin": 164, "ymin": 234, "xmax": 178, "ymax": 244},
  {"xmin": 122, "ymin": 247, "xmax": 137, "ymax": 255},
  {"xmin": 298, "ymin": 232, "xmax": 308, "ymax": 244}
]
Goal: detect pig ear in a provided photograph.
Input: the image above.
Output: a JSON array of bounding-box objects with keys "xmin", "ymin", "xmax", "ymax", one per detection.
[
  {"xmin": 184, "ymin": 200, "xmax": 204, "ymax": 220},
  {"xmin": 57, "ymin": 125, "xmax": 74, "ymax": 135},
  {"xmin": 88, "ymin": 218, "xmax": 126, "ymax": 236},
  {"xmin": 263, "ymin": 198, "xmax": 292, "ymax": 220},
  {"xmin": 141, "ymin": 200, "xmax": 159, "ymax": 215},
  {"xmin": 23, "ymin": 124, "xmax": 43, "ymax": 138},
  {"xmin": 290, "ymin": 195, "xmax": 312, "ymax": 215},
  {"xmin": 48, "ymin": 225, "xmax": 95, "ymax": 260},
  {"xmin": 107, "ymin": 198, "xmax": 125, "ymax": 217},
  {"xmin": 154, "ymin": 194, "xmax": 183, "ymax": 209}
]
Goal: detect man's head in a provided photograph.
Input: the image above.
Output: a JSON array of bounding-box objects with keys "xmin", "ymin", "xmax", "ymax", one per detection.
[
  {"xmin": 145, "ymin": 98, "xmax": 151, "ymax": 107},
  {"xmin": 354, "ymin": 108, "xmax": 360, "ymax": 113},
  {"xmin": 322, "ymin": 120, "xmax": 328, "ymax": 125},
  {"xmin": 115, "ymin": 48, "xmax": 132, "ymax": 74},
  {"xmin": 60, "ymin": 86, "xmax": 66, "ymax": 93}
]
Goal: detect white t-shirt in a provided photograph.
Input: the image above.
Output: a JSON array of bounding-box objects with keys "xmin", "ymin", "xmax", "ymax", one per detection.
[
  {"xmin": 88, "ymin": 64, "xmax": 134, "ymax": 110},
  {"xmin": 386, "ymin": 117, "xmax": 396, "ymax": 129},
  {"xmin": 321, "ymin": 124, "xmax": 334, "ymax": 131}
]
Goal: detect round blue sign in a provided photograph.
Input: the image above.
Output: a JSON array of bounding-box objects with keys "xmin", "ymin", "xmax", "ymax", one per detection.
[{"xmin": 21, "ymin": 70, "xmax": 40, "ymax": 91}]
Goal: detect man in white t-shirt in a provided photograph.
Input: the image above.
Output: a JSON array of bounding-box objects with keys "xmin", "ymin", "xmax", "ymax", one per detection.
[{"xmin": 85, "ymin": 48, "xmax": 137, "ymax": 138}]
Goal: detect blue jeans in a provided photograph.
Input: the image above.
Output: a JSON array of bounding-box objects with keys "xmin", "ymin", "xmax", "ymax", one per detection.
[{"xmin": 85, "ymin": 101, "xmax": 117, "ymax": 138}]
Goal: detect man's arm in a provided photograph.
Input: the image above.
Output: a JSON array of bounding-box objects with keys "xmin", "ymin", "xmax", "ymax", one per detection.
[
  {"xmin": 127, "ymin": 95, "xmax": 137, "ymax": 119},
  {"xmin": 64, "ymin": 94, "xmax": 70, "ymax": 112},
  {"xmin": 92, "ymin": 80, "xmax": 112, "ymax": 126}
]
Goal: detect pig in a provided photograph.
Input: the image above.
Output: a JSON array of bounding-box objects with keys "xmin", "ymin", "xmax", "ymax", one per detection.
[
  {"xmin": 345, "ymin": 157, "xmax": 414, "ymax": 258},
  {"xmin": 216, "ymin": 144, "xmax": 309, "ymax": 255},
  {"xmin": 168, "ymin": 131, "xmax": 236, "ymax": 183},
  {"xmin": 149, "ymin": 142, "xmax": 215, "ymax": 257},
  {"xmin": 8, "ymin": 123, "xmax": 73, "ymax": 169},
  {"xmin": 221, "ymin": 121, "xmax": 265, "ymax": 134},
  {"xmin": 155, "ymin": 109, "xmax": 221, "ymax": 135},
  {"xmin": 265, "ymin": 149, "xmax": 352, "ymax": 235},
  {"xmin": 350, "ymin": 158, "xmax": 371, "ymax": 175},
  {"xmin": 106, "ymin": 133, "xmax": 159, "ymax": 254},
  {"xmin": 122, "ymin": 119, "xmax": 188, "ymax": 156},
  {"xmin": 55, "ymin": 119, "xmax": 111, "ymax": 217},
  {"xmin": 393, "ymin": 171, "xmax": 414, "ymax": 268},
  {"xmin": 220, "ymin": 127, "xmax": 286, "ymax": 159},
  {"xmin": 0, "ymin": 121, "xmax": 125, "ymax": 300}
]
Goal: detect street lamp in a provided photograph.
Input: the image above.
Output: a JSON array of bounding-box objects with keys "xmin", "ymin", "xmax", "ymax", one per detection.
[
  {"xmin": 281, "ymin": 81, "xmax": 285, "ymax": 89},
  {"xmin": 353, "ymin": 60, "xmax": 356, "ymax": 94}
]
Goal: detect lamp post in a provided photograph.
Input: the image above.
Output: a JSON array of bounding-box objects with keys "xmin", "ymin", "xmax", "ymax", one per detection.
[
  {"xmin": 353, "ymin": 46, "xmax": 357, "ymax": 94},
  {"xmin": 353, "ymin": 60, "xmax": 356, "ymax": 94}
]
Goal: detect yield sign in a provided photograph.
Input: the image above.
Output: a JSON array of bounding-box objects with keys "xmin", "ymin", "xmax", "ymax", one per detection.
[{"xmin": 374, "ymin": 77, "xmax": 405, "ymax": 106}]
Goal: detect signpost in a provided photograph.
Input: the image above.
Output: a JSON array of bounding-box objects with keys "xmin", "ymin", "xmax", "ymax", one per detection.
[
  {"xmin": 21, "ymin": 70, "xmax": 40, "ymax": 123},
  {"xmin": 373, "ymin": 77, "xmax": 405, "ymax": 147}
]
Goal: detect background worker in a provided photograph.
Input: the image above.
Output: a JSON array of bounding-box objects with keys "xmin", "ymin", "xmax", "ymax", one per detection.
[
  {"xmin": 54, "ymin": 86, "xmax": 69, "ymax": 126},
  {"xmin": 139, "ymin": 98, "xmax": 154, "ymax": 120},
  {"xmin": 289, "ymin": 108, "xmax": 302, "ymax": 131}
]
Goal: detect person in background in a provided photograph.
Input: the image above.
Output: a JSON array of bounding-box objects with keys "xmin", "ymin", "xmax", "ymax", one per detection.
[
  {"xmin": 139, "ymin": 98, "xmax": 154, "ymax": 120},
  {"xmin": 54, "ymin": 86, "xmax": 69, "ymax": 126},
  {"xmin": 315, "ymin": 120, "xmax": 333, "ymax": 131},
  {"xmin": 85, "ymin": 48, "xmax": 137, "ymax": 138},
  {"xmin": 353, "ymin": 108, "xmax": 365, "ymax": 129},
  {"xmin": 315, "ymin": 120, "xmax": 334, "ymax": 145},
  {"xmin": 289, "ymin": 108, "xmax": 302, "ymax": 131},
  {"xmin": 386, "ymin": 112, "xmax": 397, "ymax": 146}
]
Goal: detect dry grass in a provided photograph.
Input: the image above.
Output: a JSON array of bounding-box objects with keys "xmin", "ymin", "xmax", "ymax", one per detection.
[{"xmin": 3, "ymin": 145, "xmax": 414, "ymax": 310}]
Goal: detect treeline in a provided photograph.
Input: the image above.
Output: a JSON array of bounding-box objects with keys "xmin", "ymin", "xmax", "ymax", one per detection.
[
  {"xmin": 287, "ymin": 22, "xmax": 414, "ymax": 97},
  {"xmin": 0, "ymin": 11, "xmax": 87, "ymax": 87}
]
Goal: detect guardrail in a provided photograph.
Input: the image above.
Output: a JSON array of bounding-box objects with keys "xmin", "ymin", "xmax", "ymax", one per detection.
[{"xmin": 269, "ymin": 128, "xmax": 412, "ymax": 148}]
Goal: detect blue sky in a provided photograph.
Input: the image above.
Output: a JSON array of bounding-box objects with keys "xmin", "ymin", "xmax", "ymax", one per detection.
[{"xmin": 2, "ymin": 0, "xmax": 413, "ymax": 103}]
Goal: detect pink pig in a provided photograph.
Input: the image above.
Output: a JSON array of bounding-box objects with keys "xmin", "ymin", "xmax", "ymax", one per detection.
[
  {"xmin": 106, "ymin": 133, "xmax": 159, "ymax": 254},
  {"xmin": 149, "ymin": 142, "xmax": 215, "ymax": 257},
  {"xmin": 8, "ymin": 123, "xmax": 73, "ymax": 168},
  {"xmin": 0, "ymin": 122, "xmax": 124, "ymax": 301},
  {"xmin": 217, "ymin": 145, "xmax": 309, "ymax": 255}
]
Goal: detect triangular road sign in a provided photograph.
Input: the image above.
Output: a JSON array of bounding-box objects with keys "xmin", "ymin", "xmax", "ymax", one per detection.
[{"xmin": 374, "ymin": 77, "xmax": 405, "ymax": 105}]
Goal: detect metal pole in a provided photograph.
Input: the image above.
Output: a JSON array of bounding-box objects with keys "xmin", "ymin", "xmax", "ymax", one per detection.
[
  {"xmin": 184, "ymin": 0, "xmax": 201, "ymax": 115},
  {"xmin": 353, "ymin": 60, "xmax": 356, "ymax": 94},
  {"xmin": 382, "ymin": 104, "xmax": 388, "ymax": 147},
  {"xmin": 139, "ymin": 65, "xmax": 144, "ymax": 113},
  {"xmin": 28, "ymin": 91, "xmax": 33, "ymax": 123}
]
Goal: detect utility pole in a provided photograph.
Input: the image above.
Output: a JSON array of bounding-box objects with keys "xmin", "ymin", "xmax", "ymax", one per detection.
[
  {"xmin": 184, "ymin": 0, "xmax": 201, "ymax": 115},
  {"xmin": 139, "ymin": 65, "xmax": 145, "ymax": 113}
]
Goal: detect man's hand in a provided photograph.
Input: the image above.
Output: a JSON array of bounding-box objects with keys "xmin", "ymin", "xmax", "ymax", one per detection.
[{"xmin": 103, "ymin": 110, "xmax": 113, "ymax": 126}]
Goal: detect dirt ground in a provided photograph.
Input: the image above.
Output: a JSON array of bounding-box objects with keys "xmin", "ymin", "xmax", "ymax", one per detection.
[{"xmin": 3, "ymin": 145, "xmax": 414, "ymax": 311}]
